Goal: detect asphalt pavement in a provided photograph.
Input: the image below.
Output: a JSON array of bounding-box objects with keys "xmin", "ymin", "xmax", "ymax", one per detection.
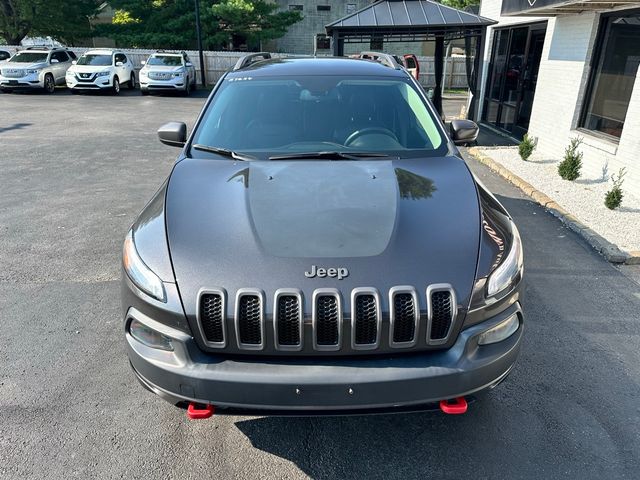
[{"xmin": 1, "ymin": 88, "xmax": 639, "ymax": 480}]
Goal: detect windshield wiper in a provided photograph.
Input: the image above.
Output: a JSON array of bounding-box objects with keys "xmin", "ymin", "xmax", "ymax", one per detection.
[
  {"xmin": 268, "ymin": 151, "xmax": 395, "ymax": 161},
  {"xmin": 192, "ymin": 144, "xmax": 256, "ymax": 161}
]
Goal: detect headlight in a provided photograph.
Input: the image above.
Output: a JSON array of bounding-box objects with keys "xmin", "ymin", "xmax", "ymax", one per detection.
[
  {"xmin": 486, "ymin": 224, "xmax": 523, "ymax": 297},
  {"xmin": 26, "ymin": 69, "xmax": 40, "ymax": 75},
  {"xmin": 96, "ymin": 71, "xmax": 110, "ymax": 77},
  {"xmin": 123, "ymin": 230, "xmax": 166, "ymax": 302},
  {"xmin": 140, "ymin": 69, "xmax": 148, "ymax": 76},
  {"xmin": 172, "ymin": 70, "xmax": 184, "ymax": 77}
]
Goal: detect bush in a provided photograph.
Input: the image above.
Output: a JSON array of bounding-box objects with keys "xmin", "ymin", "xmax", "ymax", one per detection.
[
  {"xmin": 604, "ymin": 168, "xmax": 626, "ymax": 210},
  {"xmin": 518, "ymin": 133, "xmax": 537, "ymax": 161},
  {"xmin": 558, "ymin": 137, "xmax": 583, "ymax": 181}
]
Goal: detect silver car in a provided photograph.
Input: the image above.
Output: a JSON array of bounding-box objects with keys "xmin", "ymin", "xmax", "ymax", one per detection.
[
  {"xmin": 139, "ymin": 51, "xmax": 197, "ymax": 96},
  {"xmin": 0, "ymin": 46, "xmax": 75, "ymax": 93}
]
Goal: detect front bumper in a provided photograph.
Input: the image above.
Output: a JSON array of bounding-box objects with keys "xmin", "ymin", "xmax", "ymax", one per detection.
[
  {"xmin": 139, "ymin": 75, "xmax": 187, "ymax": 91},
  {"xmin": 66, "ymin": 75, "xmax": 113, "ymax": 90},
  {"xmin": 0, "ymin": 74, "xmax": 43, "ymax": 89},
  {"xmin": 125, "ymin": 302, "xmax": 523, "ymax": 413}
]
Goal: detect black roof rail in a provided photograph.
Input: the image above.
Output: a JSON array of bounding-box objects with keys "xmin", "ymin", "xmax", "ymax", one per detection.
[
  {"xmin": 233, "ymin": 52, "xmax": 272, "ymax": 71},
  {"xmin": 25, "ymin": 46, "xmax": 51, "ymax": 51},
  {"xmin": 355, "ymin": 51, "xmax": 401, "ymax": 70}
]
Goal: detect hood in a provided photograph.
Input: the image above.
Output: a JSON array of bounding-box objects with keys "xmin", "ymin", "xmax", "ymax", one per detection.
[
  {"xmin": 166, "ymin": 157, "xmax": 481, "ymax": 316},
  {"xmin": 2, "ymin": 61, "xmax": 47, "ymax": 70},
  {"xmin": 144, "ymin": 65, "xmax": 184, "ymax": 72},
  {"xmin": 69, "ymin": 65, "xmax": 112, "ymax": 74}
]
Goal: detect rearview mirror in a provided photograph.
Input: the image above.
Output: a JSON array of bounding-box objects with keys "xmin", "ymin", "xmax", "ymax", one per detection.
[
  {"xmin": 50, "ymin": 58, "xmax": 59, "ymax": 64},
  {"xmin": 72, "ymin": 60, "xmax": 77, "ymax": 65},
  {"xmin": 186, "ymin": 62, "xmax": 193, "ymax": 67},
  {"xmin": 450, "ymin": 119, "xmax": 479, "ymax": 146},
  {"xmin": 158, "ymin": 122, "xmax": 187, "ymax": 147},
  {"xmin": 141, "ymin": 60, "xmax": 146, "ymax": 66},
  {"xmin": 116, "ymin": 61, "xmax": 124, "ymax": 66}
]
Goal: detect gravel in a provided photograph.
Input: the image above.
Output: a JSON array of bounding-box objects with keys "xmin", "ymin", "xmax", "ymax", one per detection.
[{"xmin": 477, "ymin": 147, "xmax": 640, "ymax": 253}]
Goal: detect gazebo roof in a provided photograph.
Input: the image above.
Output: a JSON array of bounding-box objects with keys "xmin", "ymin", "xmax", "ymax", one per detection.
[{"xmin": 326, "ymin": 0, "xmax": 496, "ymax": 32}]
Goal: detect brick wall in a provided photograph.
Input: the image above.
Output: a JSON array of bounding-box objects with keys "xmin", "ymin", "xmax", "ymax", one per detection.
[{"xmin": 479, "ymin": 0, "xmax": 640, "ymax": 195}]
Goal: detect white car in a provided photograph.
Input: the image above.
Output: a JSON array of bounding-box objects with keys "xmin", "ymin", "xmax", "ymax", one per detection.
[
  {"xmin": 66, "ymin": 49, "xmax": 135, "ymax": 94},
  {"xmin": 0, "ymin": 47, "xmax": 75, "ymax": 93},
  {"xmin": 139, "ymin": 51, "xmax": 196, "ymax": 95}
]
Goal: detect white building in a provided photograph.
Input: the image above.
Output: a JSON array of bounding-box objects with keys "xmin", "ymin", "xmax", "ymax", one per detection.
[{"xmin": 478, "ymin": 0, "xmax": 640, "ymax": 193}]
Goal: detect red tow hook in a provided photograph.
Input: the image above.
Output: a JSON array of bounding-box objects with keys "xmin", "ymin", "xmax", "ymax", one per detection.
[
  {"xmin": 187, "ymin": 402, "xmax": 215, "ymax": 420},
  {"xmin": 439, "ymin": 397, "xmax": 468, "ymax": 415}
]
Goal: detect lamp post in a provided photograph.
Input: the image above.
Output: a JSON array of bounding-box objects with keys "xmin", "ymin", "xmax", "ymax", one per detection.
[{"xmin": 194, "ymin": 0, "xmax": 206, "ymax": 87}]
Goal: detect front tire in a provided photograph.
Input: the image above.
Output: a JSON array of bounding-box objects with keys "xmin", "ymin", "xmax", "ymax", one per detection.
[
  {"xmin": 112, "ymin": 76, "xmax": 120, "ymax": 95},
  {"xmin": 129, "ymin": 73, "xmax": 136, "ymax": 90},
  {"xmin": 44, "ymin": 74, "xmax": 55, "ymax": 94},
  {"xmin": 183, "ymin": 78, "xmax": 191, "ymax": 96}
]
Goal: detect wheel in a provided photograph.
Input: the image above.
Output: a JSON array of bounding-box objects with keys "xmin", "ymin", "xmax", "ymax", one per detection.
[
  {"xmin": 129, "ymin": 73, "xmax": 136, "ymax": 90},
  {"xmin": 112, "ymin": 76, "xmax": 120, "ymax": 95},
  {"xmin": 183, "ymin": 78, "xmax": 191, "ymax": 96},
  {"xmin": 44, "ymin": 74, "xmax": 55, "ymax": 94}
]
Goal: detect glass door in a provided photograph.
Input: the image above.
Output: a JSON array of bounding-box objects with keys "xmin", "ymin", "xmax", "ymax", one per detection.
[{"xmin": 483, "ymin": 23, "xmax": 547, "ymax": 139}]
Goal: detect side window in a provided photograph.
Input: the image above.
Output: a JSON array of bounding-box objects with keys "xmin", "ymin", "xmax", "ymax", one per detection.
[
  {"xmin": 115, "ymin": 53, "xmax": 127, "ymax": 64},
  {"xmin": 51, "ymin": 51, "xmax": 69, "ymax": 63}
]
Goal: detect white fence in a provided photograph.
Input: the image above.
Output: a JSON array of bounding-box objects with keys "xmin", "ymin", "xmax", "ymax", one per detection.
[{"xmin": 1, "ymin": 45, "xmax": 469, "ymax": 89}]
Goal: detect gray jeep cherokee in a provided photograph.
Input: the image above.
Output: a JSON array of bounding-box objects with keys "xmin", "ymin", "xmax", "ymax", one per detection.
[{"xmin": 122, "ymin": 54, "xmax": 524, "ymax": 418}]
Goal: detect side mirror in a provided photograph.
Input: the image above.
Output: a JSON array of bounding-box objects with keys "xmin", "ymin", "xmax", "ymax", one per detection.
[
  {"xmin": 116, "ymin": 61, "xmax": 124, "ymax": 66},
  {"xmin": 450, "ymin": 119, "xmax": 479, "ymax": 146},
  {"xmin": 140, "ymin": 60, "xmax": 146, "ymax": 66},
  {"xmin": 185, "ymin": 62, "xmax": 193, "ymax": 67},
  {"xmin": 158, "ymin": 122, "xmax": 187, "ymax": 147},
  {"xmin": 50, "ymin": 58, "xmax": 59, "ymax": 64},
  {"xmin": 72, "ymin": 60, "xmax": 77, "ymax": 65}
]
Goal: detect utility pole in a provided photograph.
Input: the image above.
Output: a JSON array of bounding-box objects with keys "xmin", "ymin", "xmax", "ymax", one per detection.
[{"xmin": 194, "ymin": 0, "xmax": 206, "ymax": 87}]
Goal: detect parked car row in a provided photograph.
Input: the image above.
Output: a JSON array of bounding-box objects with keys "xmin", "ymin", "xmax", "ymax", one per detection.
[{"xmin": 0, "ymin": 47, "xmax": 197, "ymax": 95}]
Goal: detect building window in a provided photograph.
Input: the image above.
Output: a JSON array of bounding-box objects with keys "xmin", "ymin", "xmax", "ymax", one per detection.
[
  {"xmin": 317, "ymin": 5, "xmax": 331, "ymax": 12},
  {"xmin": 316, "ymin": 34, "xmax": 331, "ymax": 50},
  {"xmin": 347, "ymin": 4, "xmax": 357, "ymax": 14},
  {"xmin": 581, "ymin": 11, "xmax": 640, "ymax": 139},
  {"xmin": 289, "ymin": 5, "xmax": 303, "ymax": 11}
]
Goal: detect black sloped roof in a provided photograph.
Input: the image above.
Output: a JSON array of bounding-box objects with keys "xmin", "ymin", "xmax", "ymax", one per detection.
[{"xmin": 326, "ymin": 0, "xmax": 496, "ymax": 32}]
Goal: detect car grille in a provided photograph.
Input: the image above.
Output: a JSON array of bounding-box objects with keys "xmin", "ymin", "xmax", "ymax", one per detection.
[
  {"xmin": 148, "ymin": 72, "xmax": 172, "ymax": 80},
  {"xmin": 76, "ymin": 73, "xmax": 96, "ymax": 82},
  {"xmin": 2, "ymin": 69, "xmax": 26, "ymax": 78},
  {"xmin": 199, "ymin": 292, "xmax": 225, "ymax": 345},
  {"xmin": 429, "ymin": 289, "xmax": 455, "ymax": 341},
  {"xmin": 195, "ymin": 285, "xmax": 457, "ymax": 354}
]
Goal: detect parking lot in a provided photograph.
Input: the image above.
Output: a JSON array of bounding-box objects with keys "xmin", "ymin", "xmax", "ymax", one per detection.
[{"xmin": 1, "ymin": 89, "xmax": 639, "ymax": 479}]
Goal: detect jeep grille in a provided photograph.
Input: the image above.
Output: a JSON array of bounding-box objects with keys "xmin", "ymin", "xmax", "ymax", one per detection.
[{"xmin": 195, "ymin": 285, "xmax": 458, "ymax": 355}]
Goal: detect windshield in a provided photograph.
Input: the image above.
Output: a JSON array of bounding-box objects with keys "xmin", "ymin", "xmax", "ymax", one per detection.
[
  {"xmin": 148, "ymin": 55, "xmax": 182, "ymax": 66},
  {"xmin": 11, "ymin": 52, "xmax": 48, "ymax": 63},
  {"xmin": 191, "ymin": 75, "xmax": 445, "ymax": 160},
  {"xmin": 77, "ymin": 54, "xmax": 112, "ymax": 66}
]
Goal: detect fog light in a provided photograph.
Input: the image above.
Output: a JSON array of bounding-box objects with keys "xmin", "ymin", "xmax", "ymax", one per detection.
[
  {"xmin": 129, "ymin": 318, "xmax": 174, "ymax": 351},
  {"xmin": 478, "ymin": 313, "xmax": 519, "ymax": 345}
]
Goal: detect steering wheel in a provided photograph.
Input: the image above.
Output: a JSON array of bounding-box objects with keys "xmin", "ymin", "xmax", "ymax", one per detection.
[{"xmin": 344, "ymin": 127, "xmax": 399, "ymax": 147}]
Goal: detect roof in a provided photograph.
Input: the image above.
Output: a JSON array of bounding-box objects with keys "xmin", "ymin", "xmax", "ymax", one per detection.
[
  {"xmin": 326, "ymin": 0, "xmax": 495, "ymax": 31},
  {"xmin": 228, "ymin": 57, "xmax": 408, "ymax": 78}
]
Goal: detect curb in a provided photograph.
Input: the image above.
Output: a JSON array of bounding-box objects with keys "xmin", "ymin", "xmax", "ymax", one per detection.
[{"xmin": 468, "ymin": 147, "xmax": 639, "ymax": 265}]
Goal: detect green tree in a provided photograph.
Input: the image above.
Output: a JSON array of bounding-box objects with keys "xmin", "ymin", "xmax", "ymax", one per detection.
[
  {"xmin": 0, "ymin": 0, "xmax": 98, "ymax": 45},
  {"xmin": 95, "ymin": 0, "xmax": 302, "ymax": 51},
  {"xmin": 439, "ymin": 0, "xmax": 480, "ymax": 10},
  {"xmin": 211, "ymin": 0, "xmax": 302, "ymax": 50},
  {"xmin": 94, "ymin": 0, "xmax": 216, "ymax": 49}
]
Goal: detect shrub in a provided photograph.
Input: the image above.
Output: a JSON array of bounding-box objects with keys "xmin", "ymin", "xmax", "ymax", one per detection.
[
  {"xmin": 518, "ymin": 133, "xmax": 537, "ymax": 161},
  {"xmin": 558, "ymin": 137, "xmax": 583, "ymax": 181},
  {"xmin": 604, "ymin": 168, "xmax": 626, "ymax": 210}
]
